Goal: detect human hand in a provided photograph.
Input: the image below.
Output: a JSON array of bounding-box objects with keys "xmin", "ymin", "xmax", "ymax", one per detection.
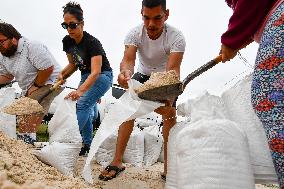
[
  {"xmin": 220, "ymin": 44, "xmax": 238, "ymax": 63},
  {"xmin": 117, "ymin": 69, "xmax": 132, "ymax": 89},
  {"xmin": 27, "ymin": 85, "xmax": 40, "ymax": 96},
  {"xmin": 64, "ymin": 90, "xmax": 84, "ymax": 101}
]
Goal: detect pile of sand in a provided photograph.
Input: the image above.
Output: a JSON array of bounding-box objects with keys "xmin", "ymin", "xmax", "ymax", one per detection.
[
  {"xmin": 134, "ymin": 70, "xmax": 180, "ymax": 94},
  {"xmin": 1, "ymin": 97, "xmax": 44, "ymax": 115},
  {"xmin": 0, "ymin": 131, "xmax": 96, "ymax": 189}
]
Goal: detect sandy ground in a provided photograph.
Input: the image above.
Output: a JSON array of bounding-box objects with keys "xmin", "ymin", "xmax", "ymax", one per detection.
[
  {"xmin": 0, "ymin": 131, "xmax": 279, "ymax": 189},
  {"xmin": 75, "ymin": 157, "xmax": 278, "ymax": 189}
]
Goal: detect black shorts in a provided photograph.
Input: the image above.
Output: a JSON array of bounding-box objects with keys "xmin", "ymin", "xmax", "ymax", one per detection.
[{"xmin": 132, "ymin": 72, "xmax": 178, "ymax": 107}]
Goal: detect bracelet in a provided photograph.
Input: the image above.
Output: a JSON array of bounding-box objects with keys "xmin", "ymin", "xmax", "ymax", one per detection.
[{"xmin": 33, "ymin": 82, "xmax": 43, "ymax": 88}]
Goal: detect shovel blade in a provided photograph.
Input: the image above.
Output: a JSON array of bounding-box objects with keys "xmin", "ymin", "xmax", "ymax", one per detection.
[{"xmin": 138, "ymin": 82, "xmax": 183, "ymax": 101}]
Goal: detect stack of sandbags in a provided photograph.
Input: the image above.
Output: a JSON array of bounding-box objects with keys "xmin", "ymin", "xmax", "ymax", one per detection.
[
  {"xmin": 221, "ymin": 74, "xmax": 277, "ymax": 183},
  {"xmin": 34, "ymin": 90, "xmax": 82, "ymax": 176},
  {"xmin": 95, "ymin": 127, "xmax": 145, "ymax": 167},
  {"xmin": 167, "ymin": 92, "xmax": 254, "ymax": 189},
  {"xmin": 143, "ymin": 125, "xmax": 163, "ymax": 166},
  {"xmin": 167, "ymin": 119, "xmax": 254, "ymax": 189},
  {"xmin": 0, "ymin": 88, "xmax": 16, "ymax": 139}
]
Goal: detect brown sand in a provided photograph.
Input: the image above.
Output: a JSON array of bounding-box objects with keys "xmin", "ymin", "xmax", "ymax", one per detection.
[
  {"xmin": 134, "ymin": 70, "xmax": 180, "ymax": 94},
  {"xmin": 1, "ymin": 97, "xmax": 44, "ymax": 115}
]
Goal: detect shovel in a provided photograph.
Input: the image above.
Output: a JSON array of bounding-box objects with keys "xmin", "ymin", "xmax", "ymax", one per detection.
[
  {"xmin": 34, "ymin": 80, "xmax": 64, "ymax": 103},
  {"xmin": 137, "ymin": 55, "xmax": 222, "ymax": 101}
]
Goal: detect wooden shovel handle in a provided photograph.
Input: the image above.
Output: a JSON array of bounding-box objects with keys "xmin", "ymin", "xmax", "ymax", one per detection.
[
  {"xmin": 182, "ymin": 55, "xmax": 222, "ymax": 88},
  {"xmin": 50, "ymin": 80, "xmax": 64, "ymax": 91}
]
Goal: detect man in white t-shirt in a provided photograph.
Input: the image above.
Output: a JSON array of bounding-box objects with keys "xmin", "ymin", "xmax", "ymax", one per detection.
[
  {"xmin": 99, "ymin": 0, "xmax": 186, "ymax": 181},
  {"xmin": 0, "ymin": 22, "xmax": 62, "ymax": 144}
]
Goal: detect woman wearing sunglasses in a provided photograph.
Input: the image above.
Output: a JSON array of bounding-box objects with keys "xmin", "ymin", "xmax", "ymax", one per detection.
[{"xmin": 58, "ymin": 2, "xmax": 113, "ymax": 156}]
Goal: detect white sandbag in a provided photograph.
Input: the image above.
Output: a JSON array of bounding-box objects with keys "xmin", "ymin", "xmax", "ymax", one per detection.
[
  {"xmin": 143, "ymin": 125, "xmax": 163, "ymax": 166},
  {"xmin": 96, "ymin": 127, "xmax": 145, "ymax": 167},
  {"xmin": 177, "ymin": 91, "xmax": 227, "ymax": 122},
  {"xmin": 48, "ymin": 91, "xmax": 82, "ymax": 144},
  {"xmin": 95, "ymin": 133, "xmax": 117, "ymax": 167},
  {"xmin": 0, "ymin": 88, "xmax": 16, "ymax": 139},
  {"xmin": 33, "ymin": 142, "xmax": 81, "ymax": 176},
  {"xmin": 123, "ymin": 127, "xmax": 144, "ymax": 167},
  {"xmin": 166, "ymin": 121, "xmax": 189, "ymax": 189},
  {"xmin": 221, "ymin": 74, "xmax": 277, "ymax": 183},
  {"xmin": 83, "ymin": 79, "xmax": 162, "ymax": 183},
  {"xmin": 157, "ymin": 143, "xmax": 164, "ymax": 163},
  {"xmin": 135, "ymin": 112, "xmax": 162, "ymax": 128},
  {"xmin": 168, "ymin": 119, "xmax": 254, "ymax": 189},
  {"xmin": 48, "ymin": 88, "xmax": 74, "ymax": 114}
]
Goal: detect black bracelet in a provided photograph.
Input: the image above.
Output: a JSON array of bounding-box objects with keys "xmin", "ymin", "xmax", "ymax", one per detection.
[{"xmin": 33, "ymin": 83, "xmax": 43, "ymax": 88}]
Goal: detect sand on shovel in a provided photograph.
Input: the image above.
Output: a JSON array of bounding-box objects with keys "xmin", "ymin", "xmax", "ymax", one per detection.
[
  {"xmin": 1, "ymin": 97, "xmax": 44, "ymax": 115},
  {"xmin": 134, "ymin": 70, "xmax": 180, "ymax": 94}
]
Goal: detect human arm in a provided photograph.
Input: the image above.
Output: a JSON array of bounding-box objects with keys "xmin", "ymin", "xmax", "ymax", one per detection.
[
  {"xmin": 166, "ymin": 52, "xmax": 184, "ymax": 79},
  {"xmin": 0, "ymin": 74, "xmax": 14, "ymax": 89},
  {"xmin": 220, "ymin": 0, "xmax": 272, "ymax": 62},
  {"xmin": 65, "ymin": 55, "xmax": 102, "ymax": 101},
  {"xmin": 117, "ymin": 45, "xmax": 137, "ymax": 89},
  {"xmin": 57, "ymin": 54, "xmax": 78, "ymax": 82}
]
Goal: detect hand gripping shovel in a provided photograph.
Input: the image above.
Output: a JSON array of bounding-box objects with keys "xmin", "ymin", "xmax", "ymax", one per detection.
[{"xmin": 137, "ymin": 55, "xmax": 222, "ymax": 101}]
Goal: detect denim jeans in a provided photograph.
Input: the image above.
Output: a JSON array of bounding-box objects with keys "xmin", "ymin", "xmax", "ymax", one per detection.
[{"xmin": 77, "ymin": 71, "xmax": 113, "ymax": 145}]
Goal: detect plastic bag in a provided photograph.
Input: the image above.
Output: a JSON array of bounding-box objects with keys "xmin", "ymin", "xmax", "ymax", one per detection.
[
  {"xmin": 143, "ymin": 125, "xmax": 163, "ymax": 166},
  {"xmin": 33, "ymin": 142, "xmax": 81, "ymax": 176},
  {"xmin": 48, "ymin": 92, "xmax": 82, "ymax": 144},
  {"xmin": 82, "ymin": 79, "xmax": 162, "ymax": 183}
]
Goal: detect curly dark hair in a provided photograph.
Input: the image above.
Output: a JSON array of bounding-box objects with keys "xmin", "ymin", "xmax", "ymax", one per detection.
[
  {"xmin": 142, "ymin": 0, "xmax": 166, "ymax": 11},
  {"xmin": 0, "ymin": 22, "xmax": 21, "ymax": 40},
  {"xmin": 62, "ymin": 1, "xmax": 84, "ymax": 22}
]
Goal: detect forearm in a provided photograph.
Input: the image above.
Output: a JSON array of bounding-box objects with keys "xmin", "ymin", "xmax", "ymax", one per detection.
[
  {"xmin": 34, "ymin": 66, "xmax": 54, "ymax": 86},
  {"xmin": 61, "ymin": 64, "xmax": 77, "ymax": 79},
  {"xmin": 78, "ymin": 72, "xmax": 99, "ymax": 93},
  {"xmin": 120, "ymin": 60, "xmax": 135, "ymax": 74},
  {"xmin": 0, "ymin": 74, "xmax": 14, "ymax": 84},
  {"xmin": 222, "ymin": 0, "xmax": 272, "ymax": 49}
]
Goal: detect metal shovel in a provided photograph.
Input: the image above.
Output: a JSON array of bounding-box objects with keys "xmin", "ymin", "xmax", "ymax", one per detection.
[
  {"xmin": 137, "ymin": 55, "xmax": 222, "ymax": 101},
  {"xmin": 35, "ymin": 80, "xmax": 64, "ymax": 103}
]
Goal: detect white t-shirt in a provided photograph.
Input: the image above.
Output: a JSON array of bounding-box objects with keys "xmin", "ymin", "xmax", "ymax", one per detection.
[
  {"xmin": 124, "ymin": 23, "xmax": 186, "ymax": 76},
  {"xmin": 0, "ymin": 37, "xmax": 61, "ymax": 95}
]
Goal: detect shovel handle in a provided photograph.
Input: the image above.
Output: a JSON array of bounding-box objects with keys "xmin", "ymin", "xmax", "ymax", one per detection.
[
  {"xmin": 182, "ymin": 55, "xmax": 222, "ymax": 88},
  {"xmin": 50, "ymin": 80, "xmax": 64, "ymax": 91}
]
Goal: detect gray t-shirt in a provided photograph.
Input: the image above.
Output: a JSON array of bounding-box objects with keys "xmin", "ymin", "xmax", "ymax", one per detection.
[
  {"xmin": 0, "ymin": 37, "xmax": 61, "ymax": 95},
  {"xmin": 124, "ymin": 23, "xmax": 186, "ymax": 76}
]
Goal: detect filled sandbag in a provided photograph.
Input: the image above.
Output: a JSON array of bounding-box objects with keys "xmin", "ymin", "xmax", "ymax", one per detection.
[
  {"xmin": 143, "ymin": 125, "xmax": 163, "ymax": 166},
  {"xmin": 221, "ymin": 74, "xmax": 277, "ymax": 183},
  {"xmin": 48, "ymin": 93, "xmax": 82, "ymax": 144},
  {"xmin": 0, "ymin": 88, "xmax": 16, "ymax": 139},
  {"xmin": 123, "ymin": 127, "xmax": 145, "ymax": 167},
  {"xmin": 33, "ymin": 142, "xmax": 81, "ymax": 176},
  {"xmin": 95, "ymin": 127, "xmax": 144, "ymax": 167},
  {"xmin": 166, "ymin": 121, "xmax": 189, "ymax": 189},
  {"xmin": 135, "ymin": 112, "xmax": 162, "ymax": 128},
  {"xmin": 167, "ymin": 119, "xmax": 254, "ymax": 189}
]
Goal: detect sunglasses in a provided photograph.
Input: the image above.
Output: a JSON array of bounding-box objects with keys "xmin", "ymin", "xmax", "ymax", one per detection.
[{"xmin": 61, "ymin": 22, "xmax": 81, "ymax": 30}]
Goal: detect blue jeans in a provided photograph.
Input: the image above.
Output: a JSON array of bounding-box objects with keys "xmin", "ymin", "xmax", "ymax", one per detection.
[{"xmin": 77, "ymin": 71, "xmax": 113, "ymax": 145}]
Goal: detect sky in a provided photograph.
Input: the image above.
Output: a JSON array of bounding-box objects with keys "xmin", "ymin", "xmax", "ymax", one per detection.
[{"xmin": 1, "ymin": 0, "xmax": 259, "ymax": 103}]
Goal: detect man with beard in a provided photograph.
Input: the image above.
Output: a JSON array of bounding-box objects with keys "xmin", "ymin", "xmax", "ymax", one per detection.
[
  {"xmin": 0, "ymin": 22, "xmax": 62, "ymax": 144},
  {"xmin": 99, "ymin": 0, "xmax": 186, "ymax": 181}
]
